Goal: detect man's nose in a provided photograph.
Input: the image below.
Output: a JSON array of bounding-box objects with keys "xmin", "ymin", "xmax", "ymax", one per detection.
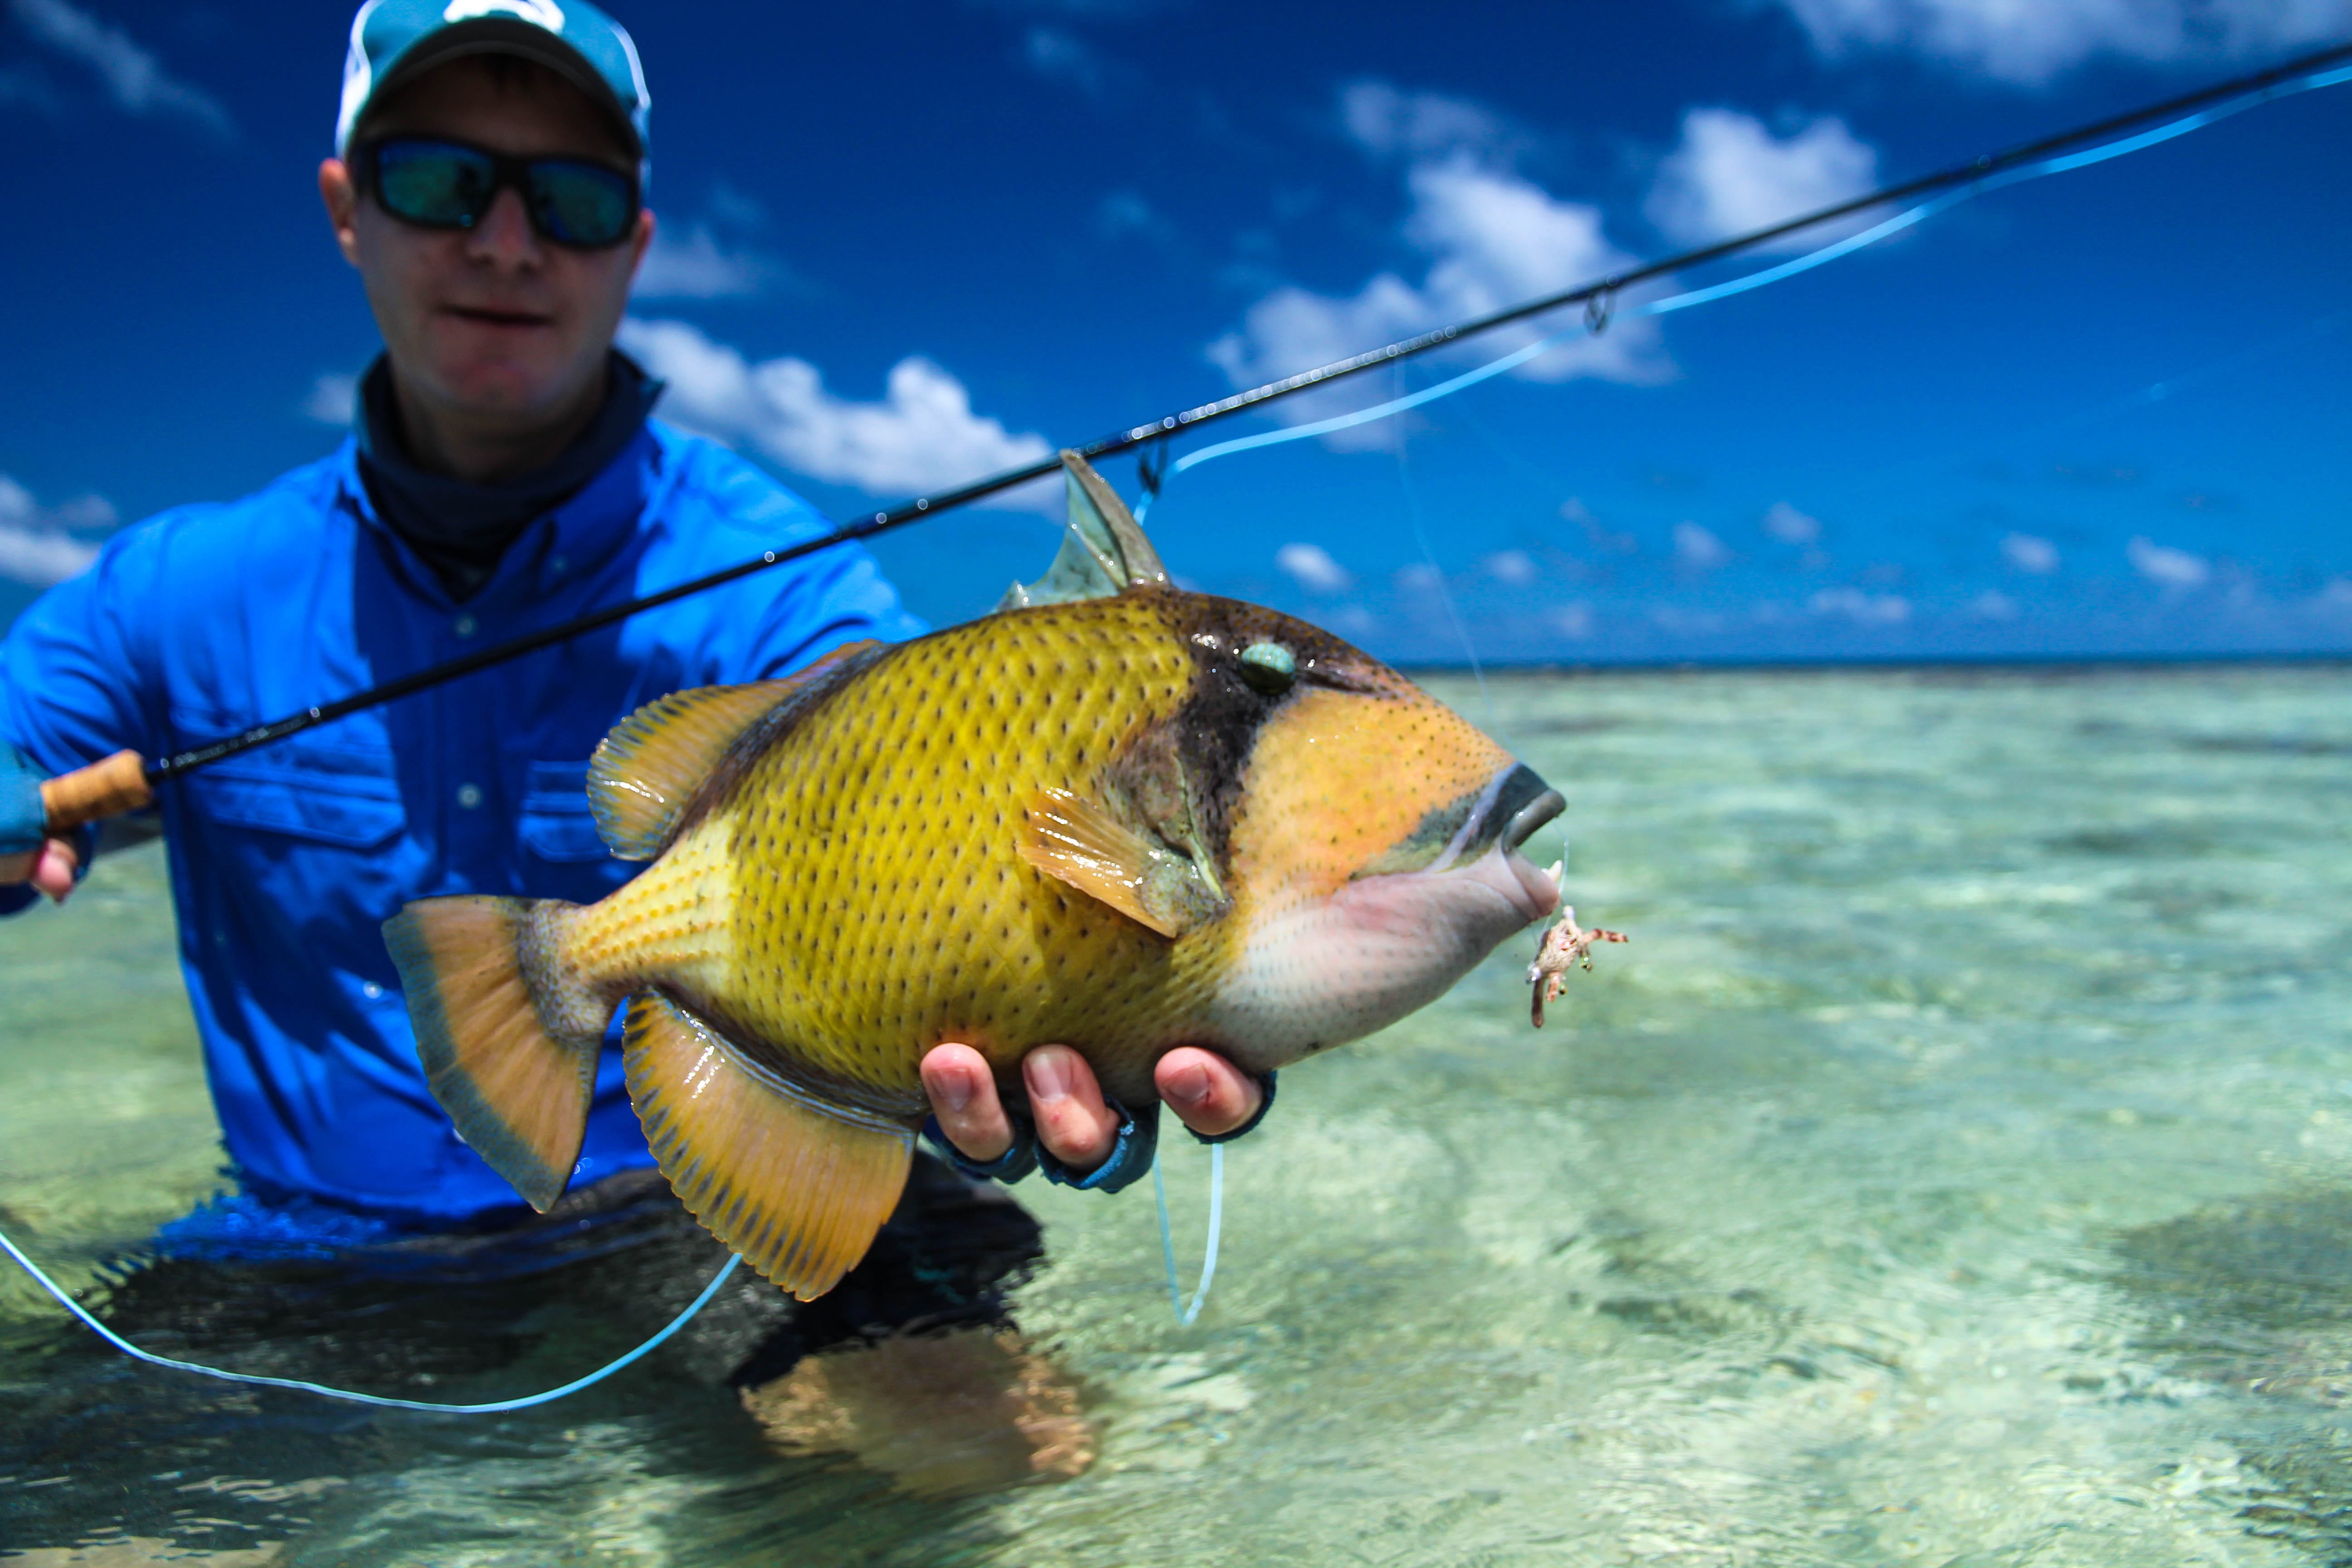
[{"xmin": 465, "ymin": 186, "xmax": 543, "ymax": 268}]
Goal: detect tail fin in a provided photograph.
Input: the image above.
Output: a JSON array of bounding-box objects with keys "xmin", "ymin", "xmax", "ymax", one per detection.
[{"xmin": 383, "ymin": 896, "xmax": 610, "ymax": 1211}]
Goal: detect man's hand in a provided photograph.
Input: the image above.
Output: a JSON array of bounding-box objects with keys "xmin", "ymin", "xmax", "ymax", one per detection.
[
  {"xmin": 0, "ymin": 835, "xmax": 82, "ymax": 903},
  {"xmin": 921, "ymin": 1043, "xmax": 1264, "ymax": 1172},
  {"xmin": 0, "ymin": 737, "xmax": 78, "ymax": 905}
]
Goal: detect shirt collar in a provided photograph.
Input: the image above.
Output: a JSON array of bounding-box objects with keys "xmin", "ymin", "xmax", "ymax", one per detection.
[
  {"xmin": 349, "ymin": 351, "xmax": 665, "ymax": 602},
  {"xmin": 337, "ymin": 362, "xmax": 673, "ymax": 611}
]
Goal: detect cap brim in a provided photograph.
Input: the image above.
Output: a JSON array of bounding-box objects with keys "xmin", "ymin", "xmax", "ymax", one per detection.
[{"xmin": 357, "ymin": 18, "xmax": 641, "ymax": 157}]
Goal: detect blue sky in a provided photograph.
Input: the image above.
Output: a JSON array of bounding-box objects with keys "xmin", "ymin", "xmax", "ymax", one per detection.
[{"xmin": 1, "ymin": 0, "xmax": 2347, "ymax": 663}]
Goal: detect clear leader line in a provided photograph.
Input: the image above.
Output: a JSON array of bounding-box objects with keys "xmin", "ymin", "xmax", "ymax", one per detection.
[
  {"xmin": 40, "ymin": 35, "xmax": 2352, "ymax": 819},
  {"xmin": 10, "ymin": 39, "xmax": 2352, "ymax": 1409}
]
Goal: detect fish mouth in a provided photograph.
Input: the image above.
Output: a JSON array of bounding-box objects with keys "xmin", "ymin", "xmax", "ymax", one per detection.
[
  {"xmin": 1418, "ymin": 763, "xmax": 1568, "ymax": 921},
  {"xmin": 1352, "ymin": 761, "xmax": 1566, "ymax": 895},
  {"xmin": 1452, "ymin": 763, "xmax": 1563, "ymax": 863},
  {"xmin": 1497, "ymin": 774, "xmax": 1565, "ymax": 854}
]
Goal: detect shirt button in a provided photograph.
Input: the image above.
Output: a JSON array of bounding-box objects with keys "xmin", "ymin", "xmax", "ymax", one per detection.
[
  {"xmin": 550, "ymin": 556, "xmax": 568, "ymax": 576},
  {"xmin": 456, "ymin": 783, "xmax": 484, "ymax": 809},
  {"xmin": 453, "ymin": 614, "xmax": 478, "ymax": 638},
  {"xmin": 362, "ymin": 981, "xmax": 383, "ymax": 999}
]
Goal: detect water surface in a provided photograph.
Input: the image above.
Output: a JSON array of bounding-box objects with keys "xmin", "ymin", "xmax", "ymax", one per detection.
[{"xmin": 6, "ymin": 665, "xmax": 2352, "ymax": 1564}]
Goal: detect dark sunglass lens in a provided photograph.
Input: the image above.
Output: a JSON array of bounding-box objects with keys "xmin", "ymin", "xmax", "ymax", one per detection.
[
  {"xmin": 375, "ymin": 142, "xmax": 495, "ymax": 227},
  {"xmin": 529, "ymin": 162, "xmax": 635, "ymax": 247}
]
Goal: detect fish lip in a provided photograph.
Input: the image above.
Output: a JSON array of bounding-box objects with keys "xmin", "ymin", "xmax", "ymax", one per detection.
[
  {"xmin": 1509, "ymin": 851, "xmax": 1561, "ymax": 921},
  {"xmin": 1455, "ymin": 840, "xmax": 1560, "ymax": 925},
  {"xmin": 1499, "ymin": 787, "xmax": 1565, "ymax": 854},
  {"xmin": 1440, "ymin": 763, "xmax": 1558, "ymax": 867},
  {"xmin": 1388, "ymin": 763, "xmax": 1564, "ymax": 879}
]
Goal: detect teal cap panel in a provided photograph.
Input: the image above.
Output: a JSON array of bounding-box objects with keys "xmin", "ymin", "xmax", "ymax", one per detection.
[{"xmin": 335, "ymin": 0, "xmax": 652, "ymax": 162}]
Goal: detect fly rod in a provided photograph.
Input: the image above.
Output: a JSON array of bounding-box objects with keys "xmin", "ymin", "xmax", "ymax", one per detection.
[{"xmin": 31, "ymin": 36, "xmax": 2352, "ymax": 838}]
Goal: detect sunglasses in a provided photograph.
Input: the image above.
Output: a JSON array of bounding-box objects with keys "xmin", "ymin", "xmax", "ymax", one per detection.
[{"xmin": 360, "ymin": 136, "xmax": 641, "ymax": 250}]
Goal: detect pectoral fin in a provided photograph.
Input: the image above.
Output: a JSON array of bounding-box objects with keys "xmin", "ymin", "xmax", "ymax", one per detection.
[
  {"xmin": 623, "ymin": 994, "xmax": 915, "ymax": 1300},
  {"xmin": 1016, "ymin": 787, "xmax": 1224, "ymax": 939}
]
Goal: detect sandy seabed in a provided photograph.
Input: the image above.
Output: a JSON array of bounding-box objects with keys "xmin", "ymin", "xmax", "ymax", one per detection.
[{"xmin": 5, "ymin": 664, "xmax": 2352, "ymax": 1565}]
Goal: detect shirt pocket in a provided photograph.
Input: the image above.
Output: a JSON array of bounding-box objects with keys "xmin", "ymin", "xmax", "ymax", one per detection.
[
  {"xmin": 184, "ymin": 760, "xmax": 406, "ymax": 849},
  {"xmin": 519, "ymin": 760, "xmax": 612, "ymax": 863}
]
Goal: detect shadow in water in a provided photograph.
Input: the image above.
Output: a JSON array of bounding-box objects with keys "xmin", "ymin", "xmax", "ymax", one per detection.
[
  {"xmin": 0, "ymin": 1156, "xmax": 1073, "ymax": 1562},
  {"xmin": 2112, "ymin": 1187, "xmax": 2352, "ymax": 1560}
]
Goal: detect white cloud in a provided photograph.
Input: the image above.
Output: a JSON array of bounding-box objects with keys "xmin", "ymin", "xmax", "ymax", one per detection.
[
  {"xmin": 1484, "ymin": 549, "xmax": 1538, "ymax": 584},
  {"xmin": 633, "ymin": 223, "xmax": 781, "ymax": 300},
  {"xmin": 1771, "ymin": 0, "xmax": 2352, "ymax": 84},
  {"xmin": 706, "ymin": 181, "xmax": 767, "ymax": 230},
  {"xmin": 1563, "ymin": 496, "xmax": 1638, "ymax": 555},
  {"xmin": 1646, "ymin": 109, "xmax": 1878, "ymax": 253},
  {"xmin": 1393, "ymin": 561, "xmax": 1445, "ymax": 593},
  {"xmin": 1675, "ymin": 524, "xmax": 1731, "ymax": 573},
  {"xmin": 1339, "ymin": 82, "xmax": 1509, "ymax": 161},
  {"xmin": 1023, "ymin": 26, "xmax": 1109, "ymax": 96},
  {"xmin": 0, "ymin": 526, "xmax": 95, "ymax": 588},
  {"xmin": 1762, "ymin": 500, "xmax": 1823, "ymax": 544},
  {"xmin": 1209, "ymin": 155, "xmax": 1667, "ymax": 444},
  {"xmin": 304, "ymin": 371, "xmax": 358, "ymax": 427},
  {"xmin": 0, "ymin": 473, "xmax": 109, "ymax": 587},
  {"xmin": 1276, "ymin": 542, "xmax": 1353, "ymax": 593},
  {"xmin": 617, "ymin": 317, "xmax": 1053, "ymax": 501},
  {"xmin": 1548, "ymin": 602, "xmax": 1594, "ymax": 639},
  {"xmin": 1810, "ymin": 586, "xmax": 1911, "ymax": 623},
  {"xmin": 1098, "ymin": 191, "xmax": 1178, "ymax": 247},
  {"xmin": 1969, "ymin": 588, "xmax": 2020, "ymax": 620},
  {"xmin": 1675, "ymin": 521, "xmax": 1730, "ymax": 569},
  {"xmin": 8, "ymin": 0, "xmax": 231, "ymax": 134},
  {"xmin": 2127, "ymin": 534, "xmax": 2210, "ymax": 589},
  {"xmin": 2002, "ymin": 531, "xmax": 2060, "ymax": 574}
]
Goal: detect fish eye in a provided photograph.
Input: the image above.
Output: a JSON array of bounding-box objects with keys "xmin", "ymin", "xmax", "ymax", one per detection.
[{"xmin": 1238, "ymin": 640, "xmax": 1296, "ymax": 695}]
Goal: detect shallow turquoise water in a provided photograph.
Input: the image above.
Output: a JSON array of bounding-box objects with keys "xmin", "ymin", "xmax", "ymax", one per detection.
[{"xmin": 5, "ymin": 665, "xmax": 2352, "ymax": 1564}]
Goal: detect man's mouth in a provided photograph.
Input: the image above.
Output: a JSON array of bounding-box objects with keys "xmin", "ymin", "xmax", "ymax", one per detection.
[{"xmin": 445, "ymin": 305, "xmax": 553, "ymax": 328}]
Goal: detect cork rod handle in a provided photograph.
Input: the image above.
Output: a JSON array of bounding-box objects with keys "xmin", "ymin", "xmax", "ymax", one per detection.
[{"xmin": 40, "ymin": 750, "xmax": 155, "ymax": 832}]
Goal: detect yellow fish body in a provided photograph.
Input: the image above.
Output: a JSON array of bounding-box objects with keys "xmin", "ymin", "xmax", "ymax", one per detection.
[{"xmin": 386, "ymin": 454, "xmax": 1564, "ymax": 1299}]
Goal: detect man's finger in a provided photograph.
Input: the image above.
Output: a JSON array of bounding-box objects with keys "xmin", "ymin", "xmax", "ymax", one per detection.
[
  {"xmin": 5, "ymin": 837, "xmax": 80, "ymax": 903},
  {"xmin": 1155, "ymin": 1047, "xmax": 1264, "ymax": 1140},
  {"xmin": 1025, "ymin": 1045, "xmax": 1119, "ymax": 1171},
  {"xmin": 921, "ymin": 1042, "xmax": 1013, "ymax": 1162},
  {"xmin": 33, "ymin": 836, "xmax": 78, "ymax": 902}
]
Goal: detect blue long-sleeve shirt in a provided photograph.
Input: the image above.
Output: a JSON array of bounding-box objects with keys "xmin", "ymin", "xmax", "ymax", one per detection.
[{"xmin": 0, "ymin": 422, "xmax": 922, "ymax": 1222}]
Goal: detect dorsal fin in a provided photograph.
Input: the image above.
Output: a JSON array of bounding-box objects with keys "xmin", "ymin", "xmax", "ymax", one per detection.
[
  {"xmin": 587, "ymin": 642, "xmax": 879, "ymax": 860},
  {"xmin": 996, "ymin": 451, "xmax": 1171, "ymax": 611}
]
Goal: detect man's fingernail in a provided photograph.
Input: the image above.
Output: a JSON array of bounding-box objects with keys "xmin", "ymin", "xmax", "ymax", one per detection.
[
  {"xmin": 939, "ymin": 1070, "xmax": 974, "ymax": 1114},
  {"xmin": 1166, "ymin": 1062, "xmax": 1210, "ymax": 1107},
  {"xmin": 1027, "ymin": 1052, "xmax": 1070, "ymax": 1102}
]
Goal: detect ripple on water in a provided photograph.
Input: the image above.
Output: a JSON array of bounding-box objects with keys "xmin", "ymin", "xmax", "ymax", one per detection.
[{"xmin": 5, "ymin": 665, "xmax": 2352, "ymax": 1564}]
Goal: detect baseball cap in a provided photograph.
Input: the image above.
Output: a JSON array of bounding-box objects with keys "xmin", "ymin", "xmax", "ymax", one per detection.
[{"xmin": 335, "ymin": 0, "xmax": 651, "ymax": 165}]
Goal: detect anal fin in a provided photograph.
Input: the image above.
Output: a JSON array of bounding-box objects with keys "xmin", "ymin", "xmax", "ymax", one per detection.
[{"xmin": 623, "ymin": 994, "xmax": 915, "ymax": 1300}]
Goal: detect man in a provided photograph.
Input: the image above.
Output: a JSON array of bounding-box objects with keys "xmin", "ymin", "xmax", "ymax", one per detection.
[{"xmin": 0, "ymin": 0, "xmax": 1260, "ymax": 1336}]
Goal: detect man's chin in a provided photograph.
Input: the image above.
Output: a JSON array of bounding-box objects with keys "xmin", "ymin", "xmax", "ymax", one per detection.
[{"xmin": 417, "ymin": 357, "xmax": 591, "ymax": 422}]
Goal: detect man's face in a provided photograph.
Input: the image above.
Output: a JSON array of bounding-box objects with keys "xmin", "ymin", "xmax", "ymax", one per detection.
[{"xmin": 321, "ymin": 57, "xmax": 652, "ymax": 426}]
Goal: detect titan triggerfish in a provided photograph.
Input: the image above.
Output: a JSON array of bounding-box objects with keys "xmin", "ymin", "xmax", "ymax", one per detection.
[{"xmin": 385, "ymin": 452, "xmax": 1566, "ymax": 1299}]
